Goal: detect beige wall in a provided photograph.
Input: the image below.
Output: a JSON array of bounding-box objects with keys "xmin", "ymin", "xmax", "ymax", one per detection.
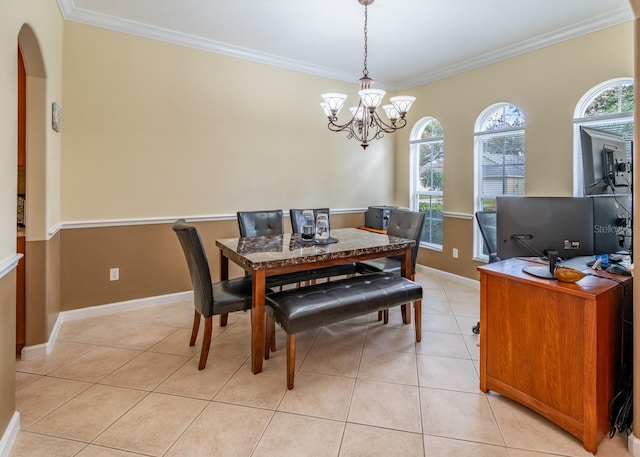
[
  {"xmin": 60, "ymin": 22, "xmax": 396, "ymax": 221},
  {"xmin": 0, "ymin": 273, "xmax": 16, "ymax": 441}
]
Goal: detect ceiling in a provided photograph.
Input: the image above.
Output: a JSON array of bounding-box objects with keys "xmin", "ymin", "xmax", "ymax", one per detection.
[{"xmin": 58, "ymin": 0, "xmax": 633, "ymax": 90}]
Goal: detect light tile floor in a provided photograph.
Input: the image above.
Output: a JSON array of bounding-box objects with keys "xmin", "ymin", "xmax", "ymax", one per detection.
[{"xmin": 11, "ymin": 269, "xmax": 631, "ymax": 456}]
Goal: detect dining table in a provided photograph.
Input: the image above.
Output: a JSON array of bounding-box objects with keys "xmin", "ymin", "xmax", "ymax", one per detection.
[{"xmin": 215, "ymin": 227, "xmax": 416, "ymax": 374}]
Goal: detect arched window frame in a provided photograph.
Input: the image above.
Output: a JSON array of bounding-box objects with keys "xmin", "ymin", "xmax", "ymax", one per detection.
[
  {"xmin": 573, "ymin": 78, "xmax": 634, "ymax": 196},
  {"xmin": 409, "ymin": 116, "xmax": 444, "ymax": 250},
  {"xmin": 474, "ymin": 102, "xmax": 526, "ymax": 261}
]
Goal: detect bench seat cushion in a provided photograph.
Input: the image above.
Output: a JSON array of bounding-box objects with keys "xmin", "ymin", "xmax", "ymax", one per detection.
[{"xmin": 266, "ymin": 272, "xmax": 422, "ymax": 334}]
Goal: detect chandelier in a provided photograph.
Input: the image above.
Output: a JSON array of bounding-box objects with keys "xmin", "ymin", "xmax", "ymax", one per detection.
[{"xmin": 320, "ymin": 0, "xmax": 415, "ymax": 149}]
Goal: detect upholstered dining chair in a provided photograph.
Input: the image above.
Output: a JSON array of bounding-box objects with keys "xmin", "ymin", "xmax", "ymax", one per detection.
[
  {"xmin": 289, "ymin": 208, "xmax": 358, "ymax": 283},
  {"xmin": 355, "ymin": 209, "xmax": 426, "ymax": 323},
  {"xmin": 172, "ymin": 219, "xmax": 269, "ymax": 370},
  {"xmin": 236, "ymin": 209, "xmax": 313, "ymax": 288},
  {"xmin": 237, "ymin": 209, "xmax": 285, "ymax": 238}
]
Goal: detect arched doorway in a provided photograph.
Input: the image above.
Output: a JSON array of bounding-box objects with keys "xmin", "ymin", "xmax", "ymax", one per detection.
[{"xmin": 17, "ymin": 24, "xmax": 51, "ymax": 354}]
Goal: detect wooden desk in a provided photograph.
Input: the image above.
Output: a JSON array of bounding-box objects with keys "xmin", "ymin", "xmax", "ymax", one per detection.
[
  {"xmin": 478, "ymin": 258, "xmax": 632, "ymax": 454},
  {"xmin": 217, "ymin": 228, "xmax": 414, "ymax": 374}
]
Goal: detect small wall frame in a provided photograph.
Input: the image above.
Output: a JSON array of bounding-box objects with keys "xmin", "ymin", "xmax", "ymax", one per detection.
[{"xmin": 52, "ymin": 102, "xmax": 61, "ymax": 132}]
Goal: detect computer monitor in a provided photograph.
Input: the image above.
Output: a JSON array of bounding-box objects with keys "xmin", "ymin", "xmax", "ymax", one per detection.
[
  {"xmin": 580, "ymin": 126, "xmax": 632, "ymax": 196},
  {"xmin": 592, "ymin": 194, "xmax": 632, "ymax": 255},
  {"xmin": 496, "ymin": 196, "xmax": 595, "ymax": 260}
]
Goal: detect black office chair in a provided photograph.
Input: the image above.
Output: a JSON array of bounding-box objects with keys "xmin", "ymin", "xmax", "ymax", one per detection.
[
  {"xmin": 172, "ymin": 219, "xmax": 270, "ymax": 370},
  {"xmin": 473, "ymin": 210, "xmax": 500, "ymax": 335},
  {"xmin": 237, "ymin": 210, "xmax": 313, "ymax": 288},
  {"xmin": 356, "ymin": 209, "xmax": 426, "ymax": 323},
  {"xmin": 475, "ymin": 210, "xmax": 500, "ymax": 264},
  {"xmin": 289, "ymin": 208, "xmax": 357, "ymax": 282}
]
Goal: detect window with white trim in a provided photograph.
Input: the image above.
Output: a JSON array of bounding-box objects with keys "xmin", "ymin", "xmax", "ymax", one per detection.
[
  {"xmin": 410, "ymin": 117, "xmax": 444, "ymax": 249},
  {"xmin": 573, "ymin": 78, "xmax": 634, "ymax": 196},
  {"xmin": 474, "ymin": 103, "xmax": 525, "ymax": 260}
]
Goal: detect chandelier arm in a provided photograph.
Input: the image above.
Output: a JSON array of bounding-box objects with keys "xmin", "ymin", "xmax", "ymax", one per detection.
[
  {"xmin": 327, "ymin": 117, "xmax": 365, "ymax": 143},
  {"xmin": 369, "ymin": 112, "xmax": 408, "ymax": 133}
]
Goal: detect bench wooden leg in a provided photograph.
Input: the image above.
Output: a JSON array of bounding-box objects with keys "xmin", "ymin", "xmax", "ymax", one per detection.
[
  {"xmin": 413, "ymin": 300, "xmax": 422, "ymax": 342},
  {"xmin": 383, "ymin": 309, "xmax": 389, "ymax": 324},
  {"xmin": 377, "ymin": 310, "xmax": 383, "ymax": 321},
  {"xmin": 198, "ymin": 316, "xmax": 213, "ymax": 370},
  {"xmin": 286, "ymin": 333, "xmax": 296, "ymax": 390},
  {"xmin": 190, "ymin": 310, "xmax": 201, "ymax": 346},
  {"xmin": 219, "ymin": 313, "xmax": 228, "ymax": 327}
]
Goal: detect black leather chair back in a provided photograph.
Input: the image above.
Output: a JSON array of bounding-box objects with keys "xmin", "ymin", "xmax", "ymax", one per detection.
[
  {"xmin": 386, "ymin": 209, "xmax": 426, "ymax": 275},
  {"xmin": 237, "ymin": 210, "xmax": 284, "ymax": 237},
  {"xmin": 475, "ymin": 211, "xmax": 500, "ymax": 263},
  {"xmin": 289, "ymin": 208, "xmax": 331, "ymax": 233},
  {"xmin": 172, "ymin": 219, "xmax": 214, "ymax": 317}
]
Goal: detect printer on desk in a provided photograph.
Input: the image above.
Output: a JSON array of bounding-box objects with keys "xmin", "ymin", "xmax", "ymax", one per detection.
[{"xmin": 364, "ymin": 206, "xmax": 398, "ymax": 231}]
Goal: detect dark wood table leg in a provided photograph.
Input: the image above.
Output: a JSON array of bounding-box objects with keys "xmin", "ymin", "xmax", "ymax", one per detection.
[
  {"xmin": 401, "ymin": 245, "xmax": 413, "ymax": 325},
  {"xmin": 251, "ymin": 269, "xmax": 266, "ymax": 374}
]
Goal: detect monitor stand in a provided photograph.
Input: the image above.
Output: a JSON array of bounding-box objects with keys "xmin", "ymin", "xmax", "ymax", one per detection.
[
  {"xmin": 522, "ymin": 266, "xmax": 556, "ymax": 279},
  {"xmin": 522, "ymin": 250, "xmax": 558, "ymax": 279}
]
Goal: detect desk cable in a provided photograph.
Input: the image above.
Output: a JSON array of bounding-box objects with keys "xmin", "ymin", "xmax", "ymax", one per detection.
[{"xmin": 585, "ymin": 272, "xmax": 633, "ymax": 437}]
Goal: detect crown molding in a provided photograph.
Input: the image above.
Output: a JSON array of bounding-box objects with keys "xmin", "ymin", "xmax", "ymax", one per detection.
[
  {"xmin": 395, "ymin": 7, "xmax": 632, "ymax": 90},
  {"xmin": 57, "ymin": 1, "xmax": 632, "ymax": 91},
  {"xmin": 56, "ymin": 0, "xmax": 360, "ymax": 85}
]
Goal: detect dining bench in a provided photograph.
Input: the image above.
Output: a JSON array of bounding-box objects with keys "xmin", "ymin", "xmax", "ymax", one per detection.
[{"xmin": 265, "ymin": 272, "xmax": 423, "ymax": 389}]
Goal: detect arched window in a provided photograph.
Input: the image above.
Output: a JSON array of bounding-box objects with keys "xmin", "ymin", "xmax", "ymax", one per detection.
[
  {"xmin": 410, "ymin": 117, "xmax": 444, "ymax": 249},
  {"xmin": 573, "ymin": 78, "xmax": 634, "ymax": 196},
  {"xmin": 474, "ymin": 103, "xmax": 525, "ymax": 260}
]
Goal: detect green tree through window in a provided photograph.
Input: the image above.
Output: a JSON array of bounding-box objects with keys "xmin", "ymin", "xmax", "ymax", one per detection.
[
  {"xmin": 474, "ymin": 103, "xmax": 526, "ymax": 260},
  {"xmin": 411, "ymin": 117, "xmax": 444, "ymax": 248}
]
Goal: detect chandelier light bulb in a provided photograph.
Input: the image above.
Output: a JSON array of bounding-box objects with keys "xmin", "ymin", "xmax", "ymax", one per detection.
[
  {"xmin": 389, "ymin": 96, "xmax": 416, "ymax": 116},
  {"xmin": 359, "ymin": 89, "xmax": 386, "ymax": 111},
  {"xmin": 321, "ymin": 93, "xmax": 348, "ymax": 117},
  {"xmin": 382, "ymin": 104, "xmax": 399, "ymax": 122},
  {"xmin": 350, "ymin": 106, "xmax": 365, "ymax": 122}
]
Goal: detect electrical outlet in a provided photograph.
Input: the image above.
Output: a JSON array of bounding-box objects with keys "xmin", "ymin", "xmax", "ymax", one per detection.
[
  {"xmin": 452, "ymin": 248, "xmax": 459, "ymax": 258},
  {"xmin": 109, "ymin": 268, "xmax": 119, "ymax": 281}
]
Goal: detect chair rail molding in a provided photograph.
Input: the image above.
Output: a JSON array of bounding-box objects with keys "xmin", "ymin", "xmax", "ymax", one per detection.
[{"xmin": 0, "ymin": 254, "xmax": 22, "ymax": 280}]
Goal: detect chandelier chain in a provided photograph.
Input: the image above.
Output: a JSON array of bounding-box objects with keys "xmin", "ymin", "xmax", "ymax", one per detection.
[{"xmin": 362, "ymin": 4, "xmax": 368, "ymax": 77}]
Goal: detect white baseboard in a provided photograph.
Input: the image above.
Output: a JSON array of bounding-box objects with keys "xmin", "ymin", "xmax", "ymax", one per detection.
[
  {"xmin": 417, "ymin": 264, "xmax": 480, "ymax": 289},
  {"xmin": 19, "ymin": 291, "xmax": 193, "ymax": 361},
  {"xmin": 629, "ymin": 433, "xmax": 640, "ymax": 455},
  {"xmin": 0, "ymin": 412, "xmax": 20, "ymax": 457}
]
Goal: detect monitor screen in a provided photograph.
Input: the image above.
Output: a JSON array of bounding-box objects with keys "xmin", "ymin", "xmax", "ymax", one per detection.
[
  {"xmin": 496, "ymin": 196, "xmax": 595, "ymax": 260},
  {"xmin": 580, "ymin": 126, "xmax": 632, "ymax": 196}
]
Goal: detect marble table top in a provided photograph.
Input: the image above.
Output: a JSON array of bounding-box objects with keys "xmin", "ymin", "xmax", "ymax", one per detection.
[{"xmin": 216, "ymin": 227, "xmax": 415, "ymax": 271}]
